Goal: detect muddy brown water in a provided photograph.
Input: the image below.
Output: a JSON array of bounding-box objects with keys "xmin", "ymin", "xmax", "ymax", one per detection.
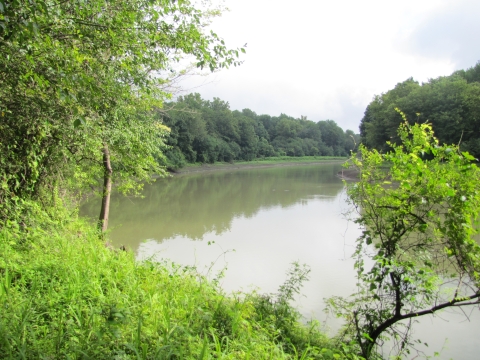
[{"xmin": 81, "ymin": 163, "xmax": 479, "ymax": 359}]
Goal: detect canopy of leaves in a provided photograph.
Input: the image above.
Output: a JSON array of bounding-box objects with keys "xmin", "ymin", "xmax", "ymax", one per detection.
[
  {"xmin": 360, "ymin": 62, "xmax": 480, "ymax": 157},
  {"xmin": 0, "ymin": 0, "xmax": 243, "ymax": 223}
]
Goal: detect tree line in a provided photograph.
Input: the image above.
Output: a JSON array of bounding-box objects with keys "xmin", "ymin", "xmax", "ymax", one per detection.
[
  {"xmin": 360, "ymin": 62, "xmax": 480, "ymax": 155},
  {"xmin": 159, "ymin": 94, "xmax": 359, "ymax": 169}
]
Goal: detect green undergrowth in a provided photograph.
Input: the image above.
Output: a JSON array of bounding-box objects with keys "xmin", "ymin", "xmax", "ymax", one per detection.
[{"xmin": 0, "ymin": 204, "xmax": 361, "ymax": 359}]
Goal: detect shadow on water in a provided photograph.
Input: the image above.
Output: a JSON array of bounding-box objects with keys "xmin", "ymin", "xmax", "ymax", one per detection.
[{"xmin": 80, "ymin": 163, "xmax": 345, "ymax": 248}]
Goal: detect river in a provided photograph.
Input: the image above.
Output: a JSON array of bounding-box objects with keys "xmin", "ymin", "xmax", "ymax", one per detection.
[{"xmin": 81, "ymin": 162, "xmax": 479, "ymax": 359}]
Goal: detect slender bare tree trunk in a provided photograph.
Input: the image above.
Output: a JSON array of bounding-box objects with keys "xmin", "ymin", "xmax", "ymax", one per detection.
[{"xmin": 98, "ymin": 144, "xmax": 112, "ymax": 232}]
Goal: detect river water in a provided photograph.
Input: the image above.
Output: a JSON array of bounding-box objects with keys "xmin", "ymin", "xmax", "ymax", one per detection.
[{"xmin": 81, "ymin": 163, "xmax": 479, "ymax": 359}]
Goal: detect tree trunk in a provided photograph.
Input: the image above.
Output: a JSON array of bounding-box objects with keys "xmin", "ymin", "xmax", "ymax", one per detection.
[{"xmin": 98, "ymin": 144, "xmax": 112, "ymax": 232}]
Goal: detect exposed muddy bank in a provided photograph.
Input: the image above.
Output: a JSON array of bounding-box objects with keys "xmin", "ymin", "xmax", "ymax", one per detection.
[{"xmin": 171, "ymin": 160, "xmax": 347, "ymax": 175}]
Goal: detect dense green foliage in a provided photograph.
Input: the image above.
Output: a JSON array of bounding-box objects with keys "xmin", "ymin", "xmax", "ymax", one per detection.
[
  {"xmin": 160, "ymin": 94, "xmax": 358, "ymax": 169},
  {"xmin": 0, "ymin": 1, "xmax": 364, "ymax": 358},
  {"xmin": 360, "ymin": 62, "xmax": 480, "ymax": 156},
  {"xmin": 0, "ymin": 205, "xmax": 364, "ymax": 359},
  {"xmin": 0, "ymin": 0, "xmax": 243, "ymax": 224},
  {"xmin": 330, "ymin": 115, "xmax": 480, "ymax": 358},
  {"xmin": 5, "ymin": 1, "xmax": 479, "ymax": 358}
]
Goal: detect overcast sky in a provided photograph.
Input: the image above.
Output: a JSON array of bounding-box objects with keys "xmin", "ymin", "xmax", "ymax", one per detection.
[{"xmin": 179, "ymin": 0, "xmax": 480, "ymax": 132}]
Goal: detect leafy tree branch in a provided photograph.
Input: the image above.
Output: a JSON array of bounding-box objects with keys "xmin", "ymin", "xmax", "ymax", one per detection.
[{"xmin": 329, "ymin": 112, "xmax": 480, "ymax": 359}]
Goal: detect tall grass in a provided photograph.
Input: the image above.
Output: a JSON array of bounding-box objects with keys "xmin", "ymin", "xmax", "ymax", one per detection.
[{"xmin": 0, "ymin": 205, "xmax": 361, "ymax": 359}]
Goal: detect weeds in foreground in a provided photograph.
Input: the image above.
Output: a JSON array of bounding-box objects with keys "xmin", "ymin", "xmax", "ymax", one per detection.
[{"xmin": 0, "ymin": 205, "xmax": 362, "ymax": 359}]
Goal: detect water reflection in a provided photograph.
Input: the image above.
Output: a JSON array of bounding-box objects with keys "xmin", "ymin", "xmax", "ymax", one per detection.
[
  {"xmin": 81, "ymin": 164, "xmax": 345, "ymax": 248},
  {"xmin": 81, "ymin": 163, "xmax": 358, "ymax": 323}
]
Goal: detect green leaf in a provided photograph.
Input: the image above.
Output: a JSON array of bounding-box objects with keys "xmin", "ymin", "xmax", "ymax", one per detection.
[
  {"xmin": 462, "ymin": 151, "xmax": 475, "ymax": 161},
  {"xmin": 362, "ymin": 333, "xmax": 373, "ymax": 341}
]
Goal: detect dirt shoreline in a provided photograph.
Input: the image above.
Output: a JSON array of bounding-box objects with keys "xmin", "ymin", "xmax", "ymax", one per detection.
[{"xmin": 171, "ymin": 160, "xmax": 348, "ymax": 175}]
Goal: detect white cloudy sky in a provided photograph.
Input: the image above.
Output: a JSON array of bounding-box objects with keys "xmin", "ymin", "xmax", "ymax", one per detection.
[{"xmin": 179, "ymin": 0, "xmax": 480, "ymax": 132}]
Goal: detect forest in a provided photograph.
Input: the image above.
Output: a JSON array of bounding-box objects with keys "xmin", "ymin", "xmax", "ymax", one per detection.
[
  {"xmin": 160, "ymin": 94, "xmax": 359, "ymax": 169},
  {"xmin": 360, "ymin": 62, "xmax": 480, "ymax": 155}
]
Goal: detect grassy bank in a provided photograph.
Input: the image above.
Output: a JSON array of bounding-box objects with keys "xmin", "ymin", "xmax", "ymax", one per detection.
[
  {"xmin": 177, "ymin": 156, "xmax": 347, "ymax": 174},
  {"xmin": 230, "ymin": 156, "xmax": 346, "ymax": 165},
  {"xmin": 0, "ymin": 205, "xmax": 361, "ymax": 359}
]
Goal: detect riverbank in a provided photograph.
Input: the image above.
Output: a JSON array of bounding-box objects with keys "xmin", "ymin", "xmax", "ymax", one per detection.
[
  {"xmin": 0, "ymin": 203, "xmax": 361, "ymax": 359},
  {"xmin": 173, "ymin": 156, "xmax": 348, "ymax": 174}
]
